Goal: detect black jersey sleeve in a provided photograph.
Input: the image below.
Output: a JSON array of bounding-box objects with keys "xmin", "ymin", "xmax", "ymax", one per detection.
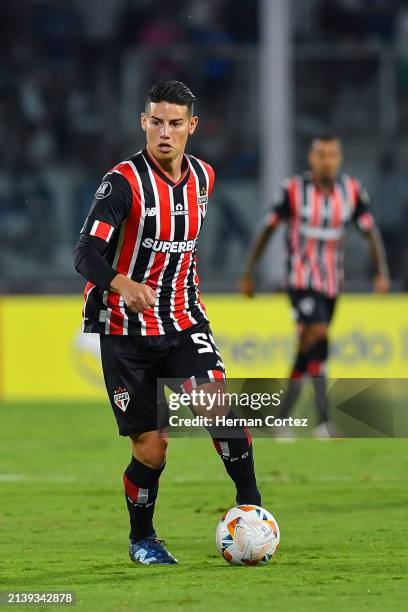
[
  {"xmin": 262, "ymin": 181, "xmax": 291, "ymax": 228},
  {"xmin": 351, "ymin": 181, "xmax": 375, "ymax": 233},
  {"xmin": 73, "ymin": 171, "xmax": 132, "ymax": 290},
  {"xmin": 74, "ymin": 235, "xmax": 118, "ymax": 290},
  {"xmin": 80, "ymin": 171, "xmax": 132, "ymax": 239}
]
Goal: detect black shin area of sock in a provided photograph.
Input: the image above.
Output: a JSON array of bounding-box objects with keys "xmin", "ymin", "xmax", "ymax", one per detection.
[
  {"xmin": 208, "ymin": 411, "xmax": 261, "ymax": 506},
  {"xmin": 123, "ymin": 455, "xmax": 165, "ymax": 542},
  {"xmin": 307, "ymin": 338, "xmax": 329, "ymax": 423},
  {"xmin": 291, "ymin": 350, "xmax": 309, "ymax": 378},
  {"xmin": 279, "ymin": 350, "xmax": 308, "ymax": 418}
]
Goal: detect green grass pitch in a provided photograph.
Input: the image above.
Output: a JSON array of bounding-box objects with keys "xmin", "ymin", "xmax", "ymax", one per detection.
[{"xmin": 0, "ymin": 400, "xmax": 407, "ymax": 611}]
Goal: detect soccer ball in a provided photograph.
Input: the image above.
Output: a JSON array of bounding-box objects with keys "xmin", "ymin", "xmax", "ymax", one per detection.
[{"xmin": 216, "ymin": 505, "xmax": 280, "ymax": 566}]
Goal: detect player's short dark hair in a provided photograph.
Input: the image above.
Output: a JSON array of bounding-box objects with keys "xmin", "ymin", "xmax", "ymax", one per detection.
[
  {"xmin": 146, "ymin": 80, "xmax": 196, "ymax": 114},
  {"xmin": 310, "ymin": 132, "xmax": 341, "ymax": 148}
]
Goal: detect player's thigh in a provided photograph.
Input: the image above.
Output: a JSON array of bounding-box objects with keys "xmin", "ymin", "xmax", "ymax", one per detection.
[
  {"xmin": 99, "ymin": 335, "xmax": 167, "ymax": 437},
  {"xmin": 164, "ymin": 323, "xmax": 225, "ymax": 383},
  {"xmin": 162, "ymin": 323, "xmax": 228, "ymax": 412},
  {"xmin": 289, "ymin": 289, "xmax": 332, "ymax": 327},
  {"xmin": 189, "ymin": 380, "xmax": 230, "ymax": 418}
]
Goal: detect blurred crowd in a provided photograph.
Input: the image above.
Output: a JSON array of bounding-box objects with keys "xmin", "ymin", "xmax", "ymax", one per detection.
[
  {"xmin": 0, "ymin": 0, "xmax": 257, "ymax": 176},
  {"xmin": 0, "ymin": 0, "xmax": 259, "ymax": 287},
  {"xmin": 296, "ymin": 0, "xmax": 408, "ymax": 44},
  {"xmin": 1, "ymin": 0, "xmax": 408, "ymax": 290}
]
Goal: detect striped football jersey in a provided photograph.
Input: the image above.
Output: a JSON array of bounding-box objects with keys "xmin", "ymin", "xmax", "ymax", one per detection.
[
  {"xmin": 80, "ymin": 148, "xmax": 213, "ymax": 335},
  {"xmin": 264, "ymin": 172, "xmax": 375, "ymax": 297}
]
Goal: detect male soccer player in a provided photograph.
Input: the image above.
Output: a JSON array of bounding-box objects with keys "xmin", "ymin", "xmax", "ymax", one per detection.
[
  {"xmin": 240, "ymin": 134, "xmax": 389, "ymax": 435},
  {"xmin": 74, "ymin": 81, "xmax": 261, "ymax": 565}
]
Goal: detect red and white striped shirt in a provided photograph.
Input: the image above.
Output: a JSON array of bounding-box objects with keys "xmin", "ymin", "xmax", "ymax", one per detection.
[
  {"xmin": 80, "ymin": 148, "xmax": 214, "ymax": 335},
  {"xmin": 265, "ymin": 172, "xmax": 375, "ymax": 297}
]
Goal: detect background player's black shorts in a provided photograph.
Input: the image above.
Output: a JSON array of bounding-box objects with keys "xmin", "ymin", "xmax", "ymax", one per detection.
[
  {"xmin": 99, "ymin": 321, "xmax": 225, "ymax": 437},
  {"xmin": 289, "ymin": 289, "xmax": 337, "ymax": 326}
]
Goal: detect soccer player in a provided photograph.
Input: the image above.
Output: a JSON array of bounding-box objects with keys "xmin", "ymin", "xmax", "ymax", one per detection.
[
  {"xmin": 239, "ymin": 134, "xmax": 390, "ymax": 435},
  {"xmin": 74, "ymin": 81, "xmax": 261, "ymax": 565}
]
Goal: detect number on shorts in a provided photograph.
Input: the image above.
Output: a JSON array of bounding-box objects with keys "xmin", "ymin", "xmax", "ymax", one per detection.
[{"xmin": 191, "ymin": 332, "xmax": 214, "ymax": 354}]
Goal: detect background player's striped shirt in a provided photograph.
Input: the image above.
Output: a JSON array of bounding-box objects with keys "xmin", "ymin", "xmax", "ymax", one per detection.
[
  {"xmin": 79, "ymin": 148, "xmax": 214, "ymax": 335},
  {"xmin": 264, "ymin": 172, "xmax": 375, "ymax": 297}
]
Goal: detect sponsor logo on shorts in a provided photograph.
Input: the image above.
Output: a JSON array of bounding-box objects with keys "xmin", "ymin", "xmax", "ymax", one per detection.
[
  {"xmin": 95, "ymin": 181, "xmax": 112, "ymax": 199},
  {"xmin": 114, "ymin": 387, "xmax": 130, "ymax": 412},
  {"xmin": 142, "ymin": 237, "xmax": 196, "ymax": 253}
]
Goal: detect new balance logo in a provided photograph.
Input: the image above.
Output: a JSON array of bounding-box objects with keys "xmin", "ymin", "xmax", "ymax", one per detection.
[{"xmin": 145, "ymin": 207, "xmax": 157, "ymax": 216}]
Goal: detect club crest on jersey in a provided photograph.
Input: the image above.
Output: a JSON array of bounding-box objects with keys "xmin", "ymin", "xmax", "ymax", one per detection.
[
  {"xmin": 198, "ymin": 187, "xmax": 208, "ymax": 217},
  {"xmin": 113, "ymin": 387, "xmax": 130, "ymax": 412},
  {"xmin": 95, "ymin": 181, "xmax": 112, "ymax": 199},
  {"xmin": 197, "ymin": 186, "xmax": 208, "ymax": 206}
]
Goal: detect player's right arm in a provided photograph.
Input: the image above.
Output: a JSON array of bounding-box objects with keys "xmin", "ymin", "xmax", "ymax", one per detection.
[
  {"xmin": 74, "ymin": 173, "xmax": 156, "ymax": 313},
  {"xmin": 239, "ymin": 184, "xmax": 291, "ymax": 297}
]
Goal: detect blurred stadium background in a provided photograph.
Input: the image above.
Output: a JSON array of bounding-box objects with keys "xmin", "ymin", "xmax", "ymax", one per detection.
[
  {"xmin": 1, "ymin": 0, "xmax": 408, "ymax": 400},
  {"xmin": 2, "ymin": 7, "xmax": 407, "ymax": 609}
]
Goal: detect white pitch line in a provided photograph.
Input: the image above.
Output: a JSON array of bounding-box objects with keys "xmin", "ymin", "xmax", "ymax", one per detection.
[
  {"xmin": 170, "ymin": 474, "xmax": 403, "ymax": 484},
  {"xmin": 0, "ymin": 474, "xmax": 76, "ymax": 482},
  {"xmin": 1, "ymin": 474, "xmax": 403, "ymax": 485}
]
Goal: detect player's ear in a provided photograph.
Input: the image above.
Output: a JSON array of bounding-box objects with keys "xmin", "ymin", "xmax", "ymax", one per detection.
[
  {"xmin": 189, "ymin": 115, "xmax": 198, "ymax": 135},
  {"xmin": 141, "ymin": 113, "xmax": 147, "ymax": 132}
]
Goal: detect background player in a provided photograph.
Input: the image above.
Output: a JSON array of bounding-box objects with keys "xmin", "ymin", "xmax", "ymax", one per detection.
[
  {"xmin": 74, "ymin": 81, "xmax": 261, "ymax": 565},
  {"xmin": 239, "ymin": 134, "xmax": 390, "ymax": 435}
]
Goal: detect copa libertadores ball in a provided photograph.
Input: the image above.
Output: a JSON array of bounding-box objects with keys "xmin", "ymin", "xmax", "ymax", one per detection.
[{"xmin": 216, "ymin": 505, "xmax": 280, "ymax": 565}]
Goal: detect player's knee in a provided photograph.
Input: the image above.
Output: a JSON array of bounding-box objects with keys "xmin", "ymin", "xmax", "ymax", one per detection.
[
  {"xmin": 148, "ymin": 438, "xmax": 168, "ymax": 469},
  {"xmin": 312, "ymin": 325, "xmax": 329, "ymax": 344},
  {"xmin": 301, "ymin": 324, "xmax": 328, "ymax": 351},
  {"xmin": 141, "ymin": 443, "xmax": 167, "ymax": 470},
  {"xmin": 131, "ymin": 432, "xmax": 168, "ymax": 469},
  {"xmin": 192, "ymin": 382, "xmax": 229, "ymax": 418}
]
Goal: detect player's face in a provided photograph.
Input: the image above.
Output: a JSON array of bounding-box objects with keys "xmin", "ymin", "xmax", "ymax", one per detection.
[
  {"xmin": 308, "ymin": 139, "xmax": 343, "ymax": 183},
  {"xmin": 141, "ymin": 102, "xmax": 198, "ymax": 163}
]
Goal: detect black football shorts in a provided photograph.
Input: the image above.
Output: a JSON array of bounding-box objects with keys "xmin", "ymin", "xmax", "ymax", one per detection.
[
  {"xmin": 289, "ymin": 289, "xmax": 337, "ymax": 327},
  {"xmin": 99, "ymin": 321, "xmax": 226, "ymax": 436}
]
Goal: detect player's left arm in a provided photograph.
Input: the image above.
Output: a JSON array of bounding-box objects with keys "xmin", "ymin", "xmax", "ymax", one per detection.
[{"xmin": 352, "ymin": 183, "xmax": 390, "ymax": 293}]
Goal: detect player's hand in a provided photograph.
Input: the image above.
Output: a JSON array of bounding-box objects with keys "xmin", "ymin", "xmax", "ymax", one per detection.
[
  {"xmin": 373, "ymin": 273, "xmax": 390, "ymax": 293},
  {"xmin": 239, "ymin": 274, "xmax": 255, "ymax": 298},
  {"xmin": 110, "ymin": 274, "xmax": 156, "ymax": 312}
]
